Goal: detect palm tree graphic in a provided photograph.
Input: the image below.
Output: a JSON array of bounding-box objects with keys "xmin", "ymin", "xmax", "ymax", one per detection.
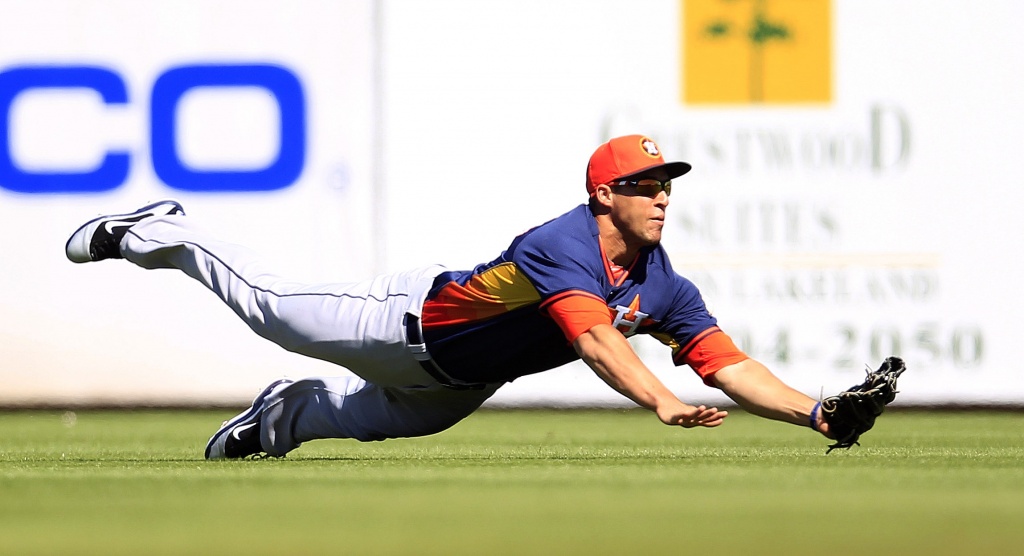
[{"xmin": 704, "ymin": 0, "xmax": 791, "ymax": 102}]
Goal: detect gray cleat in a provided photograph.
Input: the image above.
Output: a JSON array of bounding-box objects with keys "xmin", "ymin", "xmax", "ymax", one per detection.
[
  {"xmin": 65, "ymin": 200, "xmax": 185, "ymax": 263},
  {"xmin": 205, "ymin": 378, "xmax": 295, "ymax": 460}
]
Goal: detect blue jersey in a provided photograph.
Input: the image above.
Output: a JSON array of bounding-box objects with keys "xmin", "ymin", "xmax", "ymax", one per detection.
[{"xmin": 420, "ymin": 204, "xmax": 718, "ymax": 384}]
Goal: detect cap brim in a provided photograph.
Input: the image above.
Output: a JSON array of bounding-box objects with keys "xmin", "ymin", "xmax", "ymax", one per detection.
[{"xmin": 616, "ymin": 161, "xmax": 692, "ymax": 181}]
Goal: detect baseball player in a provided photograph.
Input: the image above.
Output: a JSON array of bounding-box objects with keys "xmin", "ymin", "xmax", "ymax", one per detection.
[{"xmin": 66, "ymin": 135, "xmax": 840, "ymax": 459}]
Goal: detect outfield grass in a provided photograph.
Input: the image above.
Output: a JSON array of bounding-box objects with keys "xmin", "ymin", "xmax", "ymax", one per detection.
[{"xmin": 1, "ymin": 409, "xmax": 1022, "ymax": 555}]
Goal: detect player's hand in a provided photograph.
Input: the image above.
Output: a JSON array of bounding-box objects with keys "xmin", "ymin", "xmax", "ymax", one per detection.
[
  {"xmin": 658, "ymin": 403, "xmax": 728, "ymax": 428},
  {"xmin": 813, "ymin": 410, "xmax": 834, "ymax": 439}
]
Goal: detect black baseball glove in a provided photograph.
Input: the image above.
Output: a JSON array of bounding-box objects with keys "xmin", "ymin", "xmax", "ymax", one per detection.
[{"xmin": 819, "ymin": 356, "xmax": 907, "ymax": 453}]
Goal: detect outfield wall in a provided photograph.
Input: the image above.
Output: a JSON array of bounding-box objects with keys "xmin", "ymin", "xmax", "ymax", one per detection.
[{"xmin": 1, "ymin": 1, "xmax": 1022, "ymax": 407}]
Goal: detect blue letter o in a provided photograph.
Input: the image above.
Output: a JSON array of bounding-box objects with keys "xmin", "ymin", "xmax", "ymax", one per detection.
[{"xmin": 151, "ymin": 64, "xmax": 305, "ymax": 192}]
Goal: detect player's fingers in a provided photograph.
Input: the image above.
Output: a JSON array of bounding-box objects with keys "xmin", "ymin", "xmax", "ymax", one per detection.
[
  {"xmin": 699, "ymin": 415, "xmax": 726, "ymax": 427},
  {"xmin": 679, "ymin": 409, "xmax": 716, "ymax": 427},
  {"xmin": 694, "ymin": 406, "xmax": 720, "ymax": 420},
  {"xmin": 679, "ymin": 405, "xmax": 707, "ymax": 427},
  {"xmin": 695, "ymin": 408, "xmax": 728, "ymax": 428},
  {"xmin": 671, "ymin": 405, "xmax": 729, "ymax": 428}
]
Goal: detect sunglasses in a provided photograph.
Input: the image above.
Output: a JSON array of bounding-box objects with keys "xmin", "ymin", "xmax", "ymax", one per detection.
[{"xmin": 613, "ymin": 179, "xmax": 672, "ymax": 197}]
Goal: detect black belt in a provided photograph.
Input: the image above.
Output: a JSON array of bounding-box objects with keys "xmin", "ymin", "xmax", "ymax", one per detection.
[{"xmin": 404, "ymin": 313, "xmax": 486, "ymax": 390}]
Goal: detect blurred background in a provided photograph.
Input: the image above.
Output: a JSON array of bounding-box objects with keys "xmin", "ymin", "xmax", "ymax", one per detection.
[{"xmin": 1, "ymin": 0, "xmax": 1021, "ymax": 408}]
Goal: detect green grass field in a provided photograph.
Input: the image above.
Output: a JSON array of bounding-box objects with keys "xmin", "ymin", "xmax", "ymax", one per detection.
[{"xmin": 1, "ymin": 409, "xmax": 1022, "ymax": 555}]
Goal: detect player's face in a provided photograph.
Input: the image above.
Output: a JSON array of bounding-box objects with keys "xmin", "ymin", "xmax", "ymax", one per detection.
[{"xmin": 609, "ymin": 171, "xmax": 671, "ymax": 248}]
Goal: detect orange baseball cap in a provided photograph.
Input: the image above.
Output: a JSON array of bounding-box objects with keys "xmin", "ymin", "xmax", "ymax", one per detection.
[{"xmin": 586, "ymin": 135, "xmax": 692, "ymax": 196}]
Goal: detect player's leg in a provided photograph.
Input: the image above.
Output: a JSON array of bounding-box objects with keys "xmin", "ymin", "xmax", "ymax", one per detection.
[
  {"xmin": 207, "ymin": 374, "xmax": 501, "ymax": 458},
  {"xmin": 263, "ymin": 376, "xmax": 501, "ymax": 456},
  {"xmin": 68, "ymin": 202, "xmax": 494, "ymax": 461},
  {"xmin": 117, "ymin": 212, "xmax": 443, "ymax": 387}
]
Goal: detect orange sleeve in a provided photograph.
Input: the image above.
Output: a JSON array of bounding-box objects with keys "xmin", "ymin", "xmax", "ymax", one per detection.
[
  {"xmin": 675, "ymin": 327, "xmax": 749, "ymax": 387},
  {"xmin": 542, "ymin": 291, "xmax": 612, "ymax": 343}
]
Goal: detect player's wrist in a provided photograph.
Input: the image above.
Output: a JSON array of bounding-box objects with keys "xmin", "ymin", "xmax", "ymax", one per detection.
[
  {"xmin": 809, "ymin": 401, "xmax": 822, "ymax": 431},
  {"xmin": 809, "ymin": 401, "xmax": 833, "ymax": 438}
]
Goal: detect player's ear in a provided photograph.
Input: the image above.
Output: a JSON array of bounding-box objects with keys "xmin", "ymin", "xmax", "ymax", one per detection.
[{"xmin": 593, "ymin": 184, "xmax": 614, "ymax": 208}]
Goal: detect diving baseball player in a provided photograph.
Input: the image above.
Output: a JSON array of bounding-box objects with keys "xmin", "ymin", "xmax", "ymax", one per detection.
[{"xmin": 66, "ymin": 135, "xmax": 854, "ymax": 459}]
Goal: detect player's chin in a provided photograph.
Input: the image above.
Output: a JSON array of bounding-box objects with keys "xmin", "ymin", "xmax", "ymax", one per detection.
[
  {"xmin": 644, "ymin": 230, "xmax": 663, "ymax": 245},
  {"xmin": 647, "ymin": 221, "xmax": 664, "ymax": 241}
]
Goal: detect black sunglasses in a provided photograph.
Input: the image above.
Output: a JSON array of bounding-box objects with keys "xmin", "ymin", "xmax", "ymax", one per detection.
[{"xmin": 612, "ymin": 179, "xmax": 672, "ymax": 197}]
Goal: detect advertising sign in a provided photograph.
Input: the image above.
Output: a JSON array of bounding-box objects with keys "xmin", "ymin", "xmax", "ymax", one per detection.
[
  {"xmin": 378, "ymin": 0, "xmax": 1024, "ymax": 406},
  {"xmin": 0, "ymin": 0, "xmax": 376, "ymax": 405}
]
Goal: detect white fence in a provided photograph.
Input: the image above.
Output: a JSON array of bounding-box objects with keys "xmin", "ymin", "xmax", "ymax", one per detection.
[{"xmin": 1, "ymin": 0, "xmax": 1022, "ymax": 407}]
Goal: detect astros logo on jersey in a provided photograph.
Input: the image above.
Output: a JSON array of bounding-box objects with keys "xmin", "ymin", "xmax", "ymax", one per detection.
[{"xmin": 611, "ymin": 294, "xmax": 656, "ymax": 336}]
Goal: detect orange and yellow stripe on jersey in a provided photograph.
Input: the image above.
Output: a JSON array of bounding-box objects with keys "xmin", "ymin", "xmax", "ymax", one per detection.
[{"xmin": 421, "ymin": 262, "xmax": 542, "ymax": 327}]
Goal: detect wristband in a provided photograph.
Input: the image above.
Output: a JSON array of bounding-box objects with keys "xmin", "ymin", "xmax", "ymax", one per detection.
[{"xmin": 809, "ymin": 401, "xmax": 822, "ymax": 431}]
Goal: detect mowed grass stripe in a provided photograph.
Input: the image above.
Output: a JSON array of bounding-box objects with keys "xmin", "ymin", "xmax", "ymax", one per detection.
[{"xmin": 1, "ymin": 410, "xmax": 1022, "ymax": 555}]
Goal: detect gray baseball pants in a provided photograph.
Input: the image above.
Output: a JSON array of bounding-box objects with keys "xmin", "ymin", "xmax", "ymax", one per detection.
[{"xmin": 122, "ymin": 214, "xmax": 500, "ymax": 456}]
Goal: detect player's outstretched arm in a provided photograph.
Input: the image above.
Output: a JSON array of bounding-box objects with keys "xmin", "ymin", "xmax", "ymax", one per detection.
[
  {"xmin": 711, "ymin": 359, "xmax": 832, "ymax": 437},
  {"xmin": 574, "ymin": 323, "xmax": 728, "ymax": 428}
]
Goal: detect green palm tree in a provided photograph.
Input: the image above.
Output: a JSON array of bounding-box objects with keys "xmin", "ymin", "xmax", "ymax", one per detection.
[{"xmin": 704, "ymin": 0, "xmax": 791, "ymax": 102}]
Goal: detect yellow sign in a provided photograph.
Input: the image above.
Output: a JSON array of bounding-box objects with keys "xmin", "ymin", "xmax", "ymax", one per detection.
[{"xmin": 682, "ymin": 0, "xmax": 832, "ymax": 104}]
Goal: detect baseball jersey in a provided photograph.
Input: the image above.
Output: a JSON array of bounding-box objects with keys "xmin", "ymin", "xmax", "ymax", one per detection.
[{"xmin": 420, "ymin": 204, "xmax": 745, "ymax": 384}]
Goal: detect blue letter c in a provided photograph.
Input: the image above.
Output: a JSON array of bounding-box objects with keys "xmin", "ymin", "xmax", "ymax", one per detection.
[{"xmin": 0, "ymin": 66, "xmax": 130, "ymax": 193}]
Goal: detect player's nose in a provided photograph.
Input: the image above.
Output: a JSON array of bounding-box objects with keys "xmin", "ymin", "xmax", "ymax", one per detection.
[{"xmin": 654, "ymin": 190, "xmax": 669, "ymax": 208}]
